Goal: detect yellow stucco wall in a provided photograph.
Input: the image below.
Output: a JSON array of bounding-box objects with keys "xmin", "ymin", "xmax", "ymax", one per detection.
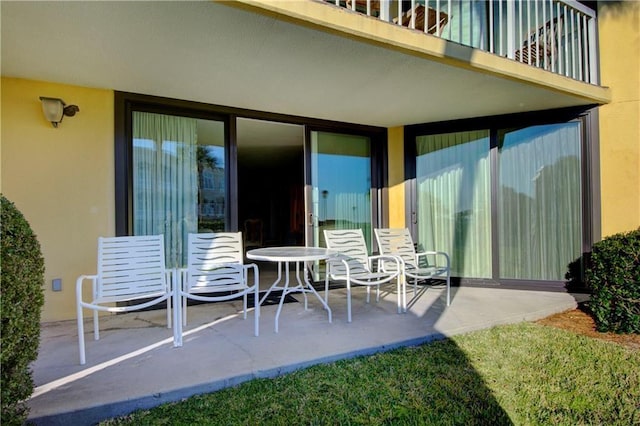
[
  {"xmin": 1, "ymin": 78, "xmax": 114, "ymax": 322},
  {"xmin": 598, "ymin": 2, "xmax": 640, "ymax": 237},
  {"xmin": 387, "ymin": 126, "xmax": 405, "ymax": 228}
]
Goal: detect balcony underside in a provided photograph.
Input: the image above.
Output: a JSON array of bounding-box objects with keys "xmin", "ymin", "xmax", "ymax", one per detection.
[{"xmin": 1, "ymin": 1, "xmax": 610, "ymax": 128}]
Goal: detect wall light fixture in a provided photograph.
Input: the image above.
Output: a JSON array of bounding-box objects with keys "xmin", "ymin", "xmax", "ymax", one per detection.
[{"xmin": 39, "ymin": 97, "xmax": 80, "ymax": 128}]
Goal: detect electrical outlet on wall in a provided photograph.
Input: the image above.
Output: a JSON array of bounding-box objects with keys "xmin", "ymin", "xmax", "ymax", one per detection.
[{"xmin": 52, "ymin": 278, "xmax": 62, "ymax": 292}]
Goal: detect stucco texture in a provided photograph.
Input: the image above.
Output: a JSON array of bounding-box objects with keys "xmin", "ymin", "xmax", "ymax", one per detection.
[
  {"xmin": 1, "ymin": 78, "xmax": 114, "ymax": 321},
  {"xmin": 597, "ymin": 1, "xmax": 640, "ymax": 237}
]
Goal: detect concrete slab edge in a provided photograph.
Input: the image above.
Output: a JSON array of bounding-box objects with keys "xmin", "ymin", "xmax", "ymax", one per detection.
[
  {"xmin": 28, "ymin": 297, "xmax": 578, "ymax": 425},
  {"xmin": 27, "ymin": 333, "xmax": 449, "ymax": 426}
]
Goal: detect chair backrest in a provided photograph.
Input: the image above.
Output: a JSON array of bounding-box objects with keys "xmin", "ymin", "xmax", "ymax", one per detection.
[
  {"xmin": 397, "ymin": 5, "xmax": 449, "ymax": 35},
  {"xmin": 323, "ymin": 229, "xmax": 372, "ymax": 275},
  {"xmin": 515, "ymin": 16, "xmax": 563, "ymax": 64},
  {"xmin": 374, "ymin": 228, "xmax": 418, "ymax": 270},
  {"xmin": 97, "ymin": 235, "xmax": 168, "ymax": 302},
  {"xmin": 185, "ymin": 232, "xmax": 246, "ymax": 293}
]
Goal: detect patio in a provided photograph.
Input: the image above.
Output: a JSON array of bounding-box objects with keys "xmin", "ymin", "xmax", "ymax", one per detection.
[{"xmin": 28, "ymin": 274, "xmax": 581, "ymax": 425}]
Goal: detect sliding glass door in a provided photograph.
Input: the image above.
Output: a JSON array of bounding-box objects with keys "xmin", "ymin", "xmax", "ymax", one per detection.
[
  {"xmin": 415, "ymin": 130, "xmax": 492, "ymax": 278},
  {"xmin": 412, "ymin": 119, "xmax": 584, "ymax": 283},
  {"xmin": 498, "ymin": 122, "xmax": 582, "ymax": 280},
  {"xmin": 308, "ymin": 131, "xmax": 373, "ymax": 252}
]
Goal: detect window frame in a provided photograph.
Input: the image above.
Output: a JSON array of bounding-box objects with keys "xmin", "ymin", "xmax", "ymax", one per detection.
[{"xmin": 114, "ymin": 91, "xmax": 388, "ymax": 239}]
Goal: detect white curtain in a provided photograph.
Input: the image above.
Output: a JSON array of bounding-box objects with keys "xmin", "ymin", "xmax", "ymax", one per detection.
[
  {"xmin": 133, "ymin": 112, "xmax": 198, "ymax": 268},
  {"xmin": 498, "ymin": 122, "xmax": 582, "ymax": 280},
  {"xmin": 416, "ymin": 130, "xmax": 492, "ymax": 278}
]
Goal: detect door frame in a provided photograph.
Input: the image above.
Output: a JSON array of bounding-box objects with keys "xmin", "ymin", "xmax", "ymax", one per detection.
[
  {"xmin": 303, "ymin": 124, "xmax": 388, "ymax": 251},
  {"xmin": 115, "ymin": 91, "xmax": 387, "ymax": 239}
]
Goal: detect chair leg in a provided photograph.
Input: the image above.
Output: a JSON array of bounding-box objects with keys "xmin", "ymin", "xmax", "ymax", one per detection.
[
  {"xmin": 243, "ymin": 293, "xmax": 248, "ymax": 320},
  {"xmin": 167, "ymin": 270, "xmax": 173, "ymax": 329},
  {"xmin": 446, "ymin": 273, "xmax": 451, "ymax": 306},
  {"xmin": 324, "ymin": 273, "xmax": 330, "ymax": 304},
  {"xmin": 396, "ymin": 277, "xmax": 401, "ymax": 314},
  {"xmin": 77, "ymin": 305, "xmax": 86, "ymax": 365},
  {"xmin": 254, "ymin": 283, "xmax": 260, "ymax": 337},
  {"xmin": 402, "ymin": 275, "xmax": 407, "ymax": 313},
  {"xmin": 166, "ymin": 294, "xmax": 172, "ymax": 329},
  {"xmin": 183, "ymin": 293, "xmax": 188, "ymax": 326},
  {"xmin": 93, "ymin": 309, "xmax": 99, "ymax": 341},
  {"xmin": 173, "ymin": 285, "xmax": 182, "ymax": 347},
  {"xmin": 347, "ymin": 281, "xmax": 352, "ymax": 323}
]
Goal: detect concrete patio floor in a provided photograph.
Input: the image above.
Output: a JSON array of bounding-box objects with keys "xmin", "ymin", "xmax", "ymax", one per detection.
[{"xmin": 28, "ymin": 279, "xmax": 582, "ymax": 425}]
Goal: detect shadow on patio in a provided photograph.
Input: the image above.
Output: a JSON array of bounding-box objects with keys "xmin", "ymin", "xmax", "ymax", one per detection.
[{"xmin": 28, "ymin": 279, "xmax": 580, "ymax": 425}]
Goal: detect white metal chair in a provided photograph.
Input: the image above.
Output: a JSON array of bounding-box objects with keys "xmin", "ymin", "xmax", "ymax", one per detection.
[
  {"xmin": 323, "ymin": 229, "xmax": 404, "ymax": 322},
  {"xmin": 174, "ymin": 232, "xmax": 259, "ymax": 347},
  {"xmin": 76, "ymin": 235, "xmax": 173, "ymax": 365},
  {"xmin": 374, "ymin": 228, "xmax": 451, "ymax": 306}
]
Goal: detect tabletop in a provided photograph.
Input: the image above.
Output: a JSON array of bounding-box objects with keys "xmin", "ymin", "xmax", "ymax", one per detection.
[{"xmin": 246, "ymin": 246, "xmax": 336, "ymax": 262}]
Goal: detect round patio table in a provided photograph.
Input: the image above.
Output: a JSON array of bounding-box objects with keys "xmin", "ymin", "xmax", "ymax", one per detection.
[{"xmin": 246, "ymin": 246, "xmax": 336, "ymax": 333}]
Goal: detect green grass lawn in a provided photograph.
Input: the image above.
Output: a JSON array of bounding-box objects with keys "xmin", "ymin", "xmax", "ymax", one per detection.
[{"xmin": 103, "ymin": 322, "xmax": 639, "ymax": 425}]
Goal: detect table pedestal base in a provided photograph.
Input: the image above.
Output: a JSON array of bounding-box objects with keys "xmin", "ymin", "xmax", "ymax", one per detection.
[{"xmin": 259, "ymin": 261, "xmax": 332, "ymax": 333}]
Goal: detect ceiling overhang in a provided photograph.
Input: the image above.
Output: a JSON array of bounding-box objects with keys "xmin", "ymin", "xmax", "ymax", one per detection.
[{"xmin": 1, "ymin": 1, "xmax": 610, "ymax": 128}]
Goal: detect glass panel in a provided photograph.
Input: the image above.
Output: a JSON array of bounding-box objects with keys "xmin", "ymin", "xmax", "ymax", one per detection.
[
  {"xmin": 498, "ymin": 122, "xmax": 582, "ymax": 280},
  {"xmin": 416, "ymin": 130, "xmax": 492, "ymax": 278},
  {"xmin": 310, "ymin": 131, "xmax": 372, "ymax": 252},
  {"xmin": 196, "ymin": 120, "xmax": 226, "ymax": 233},
  {"xmin": 133, "ymin": 112, "xmax": 225, "ymax": 267}
]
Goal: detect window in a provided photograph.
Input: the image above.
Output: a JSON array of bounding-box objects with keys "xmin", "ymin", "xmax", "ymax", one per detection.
[
  {"xmin": 408, "ymin": 109, "xmax": 591, "ymax": 284},
  {"xmin": 131, "ymin": 111, "xmax": 226, "ymax": 267},
  {"xmin": 115, "ymin": 92, "xmax": 387, "ymax": 269},
  {"xmin": 416, "ymin": 130, "xmax": 492, "ymax": 278},
  {"xmin": 310, "ymin": 131, "xmax": 373, "ymax": 251},
  {"xmin": 498, "ymin": 122, "xmax": 582, "ymax": 280}
]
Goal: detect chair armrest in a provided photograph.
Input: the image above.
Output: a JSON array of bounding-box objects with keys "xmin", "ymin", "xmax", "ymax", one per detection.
[
  {"xmin": 164, "ymin": 268, "xmax": 176, "ymax": 290},
  {"xmin": 368, "ymin": 254, "xmax": 403, "ymax": 264},
  {"xmin": 243, "ymin": 263, "xmax": 260, "ymax": 289},
  {"xmin": 76, "ymin": 274, "xmax": 98, "ymax": 302},
  {"xmin": 76, "ymin": 274, "xmax": 98, "ymax": 284},
  {"xmin": 368, "ymin": 254, "xmax": 403, "ymax": 273},
  {"xmin": 416, "ymin": 251, "xmax": 450, "ymax": 269},
  {"xmin": 177, "ymin": 268, "xmax": 187, "ymax": 290}
]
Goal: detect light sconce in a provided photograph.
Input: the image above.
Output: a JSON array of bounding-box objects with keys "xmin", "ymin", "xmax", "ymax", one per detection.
[{"xmin": 39, "ymin": 97, "xmax": 80, "ymax": 128}]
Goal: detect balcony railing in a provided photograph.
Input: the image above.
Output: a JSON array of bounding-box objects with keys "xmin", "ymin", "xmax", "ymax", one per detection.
[{"xmin": 326, "ymin": 0, "xmax": 598, "ymax": 84}]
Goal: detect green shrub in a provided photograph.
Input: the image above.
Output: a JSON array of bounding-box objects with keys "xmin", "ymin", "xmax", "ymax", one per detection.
[
  {"xmin": 585, "ymin": 228, "xmax": 640, "ymax": 333},
  {"xmin": 1, "ymin": 195, "xmax": 45, "ymax": 425}
]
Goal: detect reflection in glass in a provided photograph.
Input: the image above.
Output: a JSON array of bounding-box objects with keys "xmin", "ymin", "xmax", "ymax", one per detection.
[
  {"xmin": 133, "ymin": 112, "xmax": 225, "ymax": 267},
  {"xmin": 195, "ymin": 120, "xmax": 226, "ymax": 233},
  {"xmin": 311, "ymin": 131, "xmax": 372, "ymax": 252}
]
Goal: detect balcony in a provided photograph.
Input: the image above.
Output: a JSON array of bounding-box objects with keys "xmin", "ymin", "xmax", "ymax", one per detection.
[
  {"xmin": 2, "ymin": 1, "xmax": 608, "ymax": 128},
  {"xmin": 327, "ymin": 0, "xmax": 598, "ymax": 84}
]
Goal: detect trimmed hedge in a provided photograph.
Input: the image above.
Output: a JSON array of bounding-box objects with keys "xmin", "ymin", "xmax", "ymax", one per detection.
[
  {"xmin": 585, "ymin": 228, "xmax": 640, "ymax": 333},
  {"xmin": 1, "ymin": 195, "xmax": 45, "ymax": 425}
]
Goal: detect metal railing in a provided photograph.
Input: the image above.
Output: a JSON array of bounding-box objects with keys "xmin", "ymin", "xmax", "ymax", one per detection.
[{"xmin": 327, "ymin": 0, "xmax": 598, "ymax": 84}]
